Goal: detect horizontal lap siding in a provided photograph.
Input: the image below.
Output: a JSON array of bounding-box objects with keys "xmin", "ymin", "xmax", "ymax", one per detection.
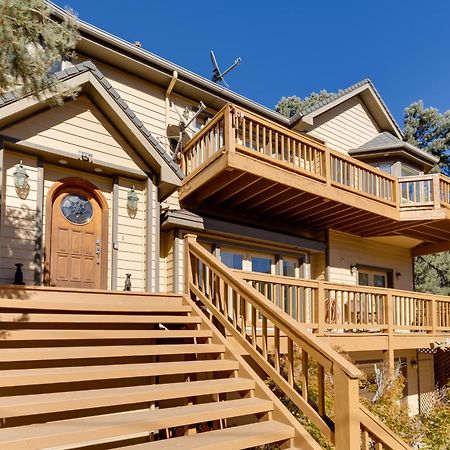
[
  {"xmin": 1, "ymin": 97, "xmax": 142, "ymax": 172},
  {"xmin": 1, "ymin": 151, "xmax": 38, "ymax": 284},
  {"xmin": 327, "ymin": 230, "xmax": 413, "ymax": 290},
  {"xmin": 309, "ymin": 97, "xmax": 380, "ymax": 153},
  {"xmin": 116, "ymin": 178, "xmax": 146, "ymax": 291}
]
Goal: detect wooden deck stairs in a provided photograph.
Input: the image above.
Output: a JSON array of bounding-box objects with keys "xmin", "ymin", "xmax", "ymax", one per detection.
[{"xmin": 0, "ymin": 288, "xmax": 318, "ymax": 450}]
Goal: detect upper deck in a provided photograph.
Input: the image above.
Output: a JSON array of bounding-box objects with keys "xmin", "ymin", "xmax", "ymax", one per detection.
[{"xmin": 179, "ymin": 104, "xmax": 450, "ymax": 252}]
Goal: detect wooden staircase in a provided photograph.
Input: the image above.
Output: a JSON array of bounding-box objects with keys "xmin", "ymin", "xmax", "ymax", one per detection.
[{"xmin": 0, "ymin": 288, "xmax": 319, "ymax": 450}]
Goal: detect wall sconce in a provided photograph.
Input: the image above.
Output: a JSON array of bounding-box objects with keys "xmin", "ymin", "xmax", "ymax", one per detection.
[
  {"xmin": 410, "ymin": 360, "xmax": 418, "ymax": 369},
  {"xmin": 395, "ymin": 272, "xmax": 402, "ymax": 279},
  {"xmin": 13, "ymin": 160, "xmax": 30, "ymax": 199},
  {"xmin": 126, "ymin": 186, "xmax": 139, "ymax": 217},
  {"xmin": 350, "ymin": 264, "xmax": 358, "ymax": 276}
]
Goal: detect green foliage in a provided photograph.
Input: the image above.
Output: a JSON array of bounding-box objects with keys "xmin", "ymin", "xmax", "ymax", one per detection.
[
  {"xmin": 275, "ymin": 90, "xmax": 335, "ymax": 118},
  {"xmin": 414, "ymin": 254, "xmax": 450, "ymax": 295},
  {"xmin": 0, "ymin": 0, "xmax": 79, "ymax": 103},
  {"xmin": 404, "ymin": 101, "xmax": 450, "ymax": 174},
  {"xmin": 421, "ymin": 387, "xmax": 450, "ymax": 450}
]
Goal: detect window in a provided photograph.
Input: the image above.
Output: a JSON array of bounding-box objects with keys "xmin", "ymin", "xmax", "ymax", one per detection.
[
  {"xmin": 401, "ymin": 164, "xmax": 420, "ymax": 177},
  {"xmin": 371, "ymin": 162, "xmax": 392, "ymax": 174},
  {"xmin": 358, "ymin": 269, "xmax": 388, "ymax": 288},
  {"xmin": 221, "ymin": 251, "xmax": 244, "ymax": 270},
  {"xmin": 251, "ymin": 256, "xmax": 273, "ymax": 274}
]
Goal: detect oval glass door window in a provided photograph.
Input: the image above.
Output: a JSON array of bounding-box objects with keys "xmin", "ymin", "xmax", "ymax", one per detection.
[{"xmin": 60, "ymin": 194, "xmax": 93, "ymax": 225}]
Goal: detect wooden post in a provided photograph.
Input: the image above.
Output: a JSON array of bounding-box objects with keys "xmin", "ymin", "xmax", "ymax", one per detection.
[
  {"xmin": 384, "ymin": 290, "xmax": 395, "ymax": 373},
  {"xmin": 334, "ymin": 367, "xmax": 360, "ymax": 450},
  {"xmin": 223, "ymin": 104, "xmax": 236, "ymax": 154},
  {"xmin": 184, "ymin": 234, "xmax": 197, "ymax": 295},
  {"xmin": 433, "ymin": 173, "xmax": 441, "ymax": 209},
  {"xmin": 317, "ymin": 280, "xmax": 326, "ymax": 335},
  {"xmin": 325, "ymin": 148, "xmax": 331, "ymax": 185},
  {"xmin": 431, "ymin": 297, "xmax": 437, "ymax": 335}
]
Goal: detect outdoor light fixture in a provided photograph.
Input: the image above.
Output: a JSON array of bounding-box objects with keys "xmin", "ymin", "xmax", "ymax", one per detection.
[
  {"xmin": 127, "ymin": 186, "xmax": 139, "ymax": 217},
  {"xmin": 13, "ymin": 161, "xmax": 29, "ymax": 190},
  {"xmin": 396, "ymin": 271, "xmax": 402, "ymax": 279},
  {"xmin": 350, "ymin": 264, "xmax": 358, "ymax": 276},
  {"xmin": 410, "ymin": 360, "xmax": 418, "ymax": 369}
]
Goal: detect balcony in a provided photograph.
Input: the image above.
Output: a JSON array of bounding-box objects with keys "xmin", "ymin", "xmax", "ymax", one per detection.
[{"xmin": 179, "ymin": 104, "xmax": 450, "ymax": 246}]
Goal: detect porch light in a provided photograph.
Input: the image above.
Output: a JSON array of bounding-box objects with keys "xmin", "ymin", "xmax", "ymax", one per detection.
[
  {"xmin": 350, "ymin": 264, "xmax": 358, "ymax": 276},
  {"xmin": 127, "ymin": 186, "xmax": 139, "ymax": 214},
  {"xmin": 410, "ymin": 360, "xmax": 418, "ymax": 369},
  {"xmin": 395, "ymin": 271, "xmax": 402, "ymax": 279},
  {"xmin": 13, "ymin": 161, "xmax": 29, "ymax": 190}
]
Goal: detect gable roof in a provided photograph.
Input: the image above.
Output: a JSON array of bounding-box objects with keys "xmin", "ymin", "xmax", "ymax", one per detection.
[
  {"xmin": 290, "ymin": 79, "xmax": 403, "ymax": 139},
  {"xmin": 349, "ymin": 131, "xmax": 438, "ymax": 169},
  {"xmin": 0, "ymin": 61, "xmax": 183, "ymax": 199}
]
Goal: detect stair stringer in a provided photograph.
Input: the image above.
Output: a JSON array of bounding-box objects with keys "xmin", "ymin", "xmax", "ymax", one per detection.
[{"xmin": 184, "ymin": 295, "xmax": 322, "ymax": 450}]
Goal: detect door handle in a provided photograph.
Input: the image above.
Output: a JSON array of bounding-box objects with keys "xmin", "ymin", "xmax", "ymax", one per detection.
[{"xmin": 96, "ymin": 240, "xmax": 101, "ymax": 264}]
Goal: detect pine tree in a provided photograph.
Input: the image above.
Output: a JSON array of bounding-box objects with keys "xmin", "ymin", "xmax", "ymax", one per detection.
[
  {"xmin": 0, "ymin": 0, "xmax": 79, "ymax": 103},
  {"xmin": 275, "ymin": 90, "xmax": 334, "ymax": 118}
]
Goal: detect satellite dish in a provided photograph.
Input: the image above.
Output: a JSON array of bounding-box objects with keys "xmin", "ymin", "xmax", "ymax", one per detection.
[
  {"xmin": 168, "ymin": 101, "xmax": 206, "ymax": 161},
  {"xmin": 210, "ymin": 50, "xmax": 241, "ymax": 87}
]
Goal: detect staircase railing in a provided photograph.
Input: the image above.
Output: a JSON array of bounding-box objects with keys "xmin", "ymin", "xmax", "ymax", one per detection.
[{"xmin": 185, "ymin": 235, "xmax": 411, "ymax": 450}]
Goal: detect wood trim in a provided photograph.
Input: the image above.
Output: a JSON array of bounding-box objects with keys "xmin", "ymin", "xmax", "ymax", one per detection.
[
  {"xmin": 34, "ymin": 157, "xmax": 44, "ymax": 285},
  {"xmin": 111, "ymin": 176, "xmax": 119, "ymax": 290},
  {"xmin": 44, "ymin": 177, "xmax": 109, "ymax": 289},
  {"xmin": 0, "ymin": 141, "xmax": 4, "ymax": 276}
]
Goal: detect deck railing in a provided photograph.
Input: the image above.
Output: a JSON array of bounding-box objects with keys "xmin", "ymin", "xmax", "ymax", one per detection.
[
  {"xmin": 186, "ymin": 235, "xmax": 411, "ymax": 450},
  {"xmin": 239, "ymin": 271, "xmax": 450, "ymax": 336},
  {"xmin": 180, "ymin": 103, "xmax": 450, "ymax": 213}
]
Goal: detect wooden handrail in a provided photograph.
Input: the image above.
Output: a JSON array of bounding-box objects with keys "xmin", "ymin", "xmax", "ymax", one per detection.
[{"xmin": 186, "ymin": 236, "xmax": 411, "ymax": 450}]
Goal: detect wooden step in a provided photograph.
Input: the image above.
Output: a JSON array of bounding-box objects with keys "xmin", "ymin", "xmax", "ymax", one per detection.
[
  {"xmin": 0, "ymin": 378, "xmax": 255, "ymax": 417},
  {"xmin": 125, "ymin": 420, "xmax": 294, "ymax": 449},
  {"xmin": 0, "ymin": 313, "xmax": 201, "ymax": 324},
  {"xmin": 0, "ymin": 329, "xmax": 211, "ymax": 341},
  {"xmin": 0, "ymin": 343, "xmax": 225, "ymax": 362},
  {"xmin": 0, "ymin": 298, "xmax": 190, "ymax": 313},
  {"xmin": 0, "ymin": 398, "xmax": 273, "ymax": 450},
  {"xmin": 0, "ymin": 359, "xmax": 239, "ymax": 387}
]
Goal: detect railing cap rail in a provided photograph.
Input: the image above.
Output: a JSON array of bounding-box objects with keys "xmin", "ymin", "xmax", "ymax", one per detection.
[{"xmin": 186, "ymin": 235, "xmax": 362, "ymax": 380}]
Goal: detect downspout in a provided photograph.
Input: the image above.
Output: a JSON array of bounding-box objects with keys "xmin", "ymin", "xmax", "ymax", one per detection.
[{"xmin": 165, "ymin": 70, "xmax": 178, "ymax": 132}]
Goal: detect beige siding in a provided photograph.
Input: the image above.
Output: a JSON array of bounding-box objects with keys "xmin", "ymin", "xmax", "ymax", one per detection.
[
  {"xmin": 327, "ymin": 230, "xmax": 413, "ymax": 290},
  {"xmin": 2, "ymin": 97, "xmax": 143, "ymax": 172},
  {"xmin": 311, "ymin": 252, "xmax": 325, "ymax": 281},
  {"xmin": 308, "ymin": 96, "xmax": 380, "ymax": 153},
  {"xmin": 0, "ymin": 151, "xmax": 39, "ymax": 284},
  {"xmin": 115, "ymin": 178, "xmax": 146, "ymax": 291}
]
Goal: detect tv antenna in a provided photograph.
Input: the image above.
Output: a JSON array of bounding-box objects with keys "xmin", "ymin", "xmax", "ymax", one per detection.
[
  {"xmin": 169, "ymin": 101, "xmax": 206, "ymax": 161},
  {"xmin": 210, "ymin": 50, "xmax": 241, "ymax": 87}
]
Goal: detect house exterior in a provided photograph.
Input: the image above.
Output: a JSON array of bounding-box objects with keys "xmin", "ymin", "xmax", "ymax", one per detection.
[{"xmin": 0, "ymin": 3, "xmax": 449, "ymax": 449}]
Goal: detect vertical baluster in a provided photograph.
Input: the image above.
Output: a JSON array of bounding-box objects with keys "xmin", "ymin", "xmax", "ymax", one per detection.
[
  {"xmin": 256, "ymin": 123, "xmax": 260, "ymax": 152},
  {"xmin": 361, "ymin": 430, "xmax": 369, "ymax": 450},
  {"xmin": 251, "ymin": 305, "xmax": 257, "ymax": 346},
  {"xmin": 232, "ymin": 291, "xmax": 238, "ymax": 327},
  {"xmin": 249, "ymin": 120, "xmax": 253, "ymax": 150},
  {"xmin": 275, "ymin": 132, "xmax": 279, "ymax": 159},
  {"xmin": 240, "ymin": 296, "xmax": 246, "ymax": 336},
  {"xmin": 317, "ymin": 363, "xmax": 326, "ymax": 416},
  {"xmin": 242, "ymin": 117, "xmax": 246, "ymax": 147},
  {"xmin": 301, "ymin": 350, "xmax": 309, "ymax": 401},
  {"xmin": 274, "ymin": 326, "xmax": 280, "ymax": 372},
  {"xmin": 287, "ymin": 338, "xmax": 294, "ymax": 385},
  {"xmin": 262, "ymin": 316, "xmax": 268, "ymax": 359},
  {"xmin": 280, "ymin": 135, "xmax": 284, "ymax": 161},
  {"xmin": 268, "ymin": 129, "xmax": 272, "ymax": 156}
]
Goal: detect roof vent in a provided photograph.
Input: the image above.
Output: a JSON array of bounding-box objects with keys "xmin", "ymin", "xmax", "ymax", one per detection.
[{"xmin": 133, "ymin": 41, "xmax": 142, "ymax": 48}]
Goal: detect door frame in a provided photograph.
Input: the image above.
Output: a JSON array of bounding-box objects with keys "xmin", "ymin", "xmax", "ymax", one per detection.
[{"xmin": 44, "ymin": 177, "xmax": 109, "ymax": 289}]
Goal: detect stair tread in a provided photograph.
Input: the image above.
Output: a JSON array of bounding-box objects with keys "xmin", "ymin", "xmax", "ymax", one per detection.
[
  {"xmin": 0, "ymin": 359, "xmax": 239, "ymax": 387},
  {"xmin": 125, "ymin": 421, "xmax": 294, "ymax": 449},
  {"xmin": 0, "ymin": 329, "xmax": 212, "ymax": 340},
  {"xmin": 0, "ymin": 398, "xmax": 273, "ymax": 449},
  {"xmin": 0, "ymin": 298, "xmax": 190, "ymax": 313},
  {"xmin": 0, "ymin": 378, "xmax": 255, "ymax": 417},
  {"xmin": 0, "ymin": 313, "xmax": 201, "ymax": 324},
  {"xmin": 0, "ymin": 343, "xmax": 225, "ymax": 362}
]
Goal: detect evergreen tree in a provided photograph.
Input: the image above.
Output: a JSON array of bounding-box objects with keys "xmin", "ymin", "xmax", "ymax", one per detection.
[
  {"xmin": 275, "ymin": 90, "xmax": 334, "ymax": 118},
  {"xmin": 0, "ymin": 0, "xmax": 79, "ymax": 103},
  {"xmin": 404, "ymin": 101, "xmax": 450, "ymax": 174}
]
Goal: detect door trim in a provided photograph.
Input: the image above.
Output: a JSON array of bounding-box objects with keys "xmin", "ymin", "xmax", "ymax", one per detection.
[{"xmin": 44, "ymin": 177, "xmax": 109, "ymax": 289}]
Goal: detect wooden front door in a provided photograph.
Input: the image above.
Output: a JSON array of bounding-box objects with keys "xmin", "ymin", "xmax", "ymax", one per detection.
[{"xmin": 50, "ymin": 186, "xmax": 104, "ymax": 289}]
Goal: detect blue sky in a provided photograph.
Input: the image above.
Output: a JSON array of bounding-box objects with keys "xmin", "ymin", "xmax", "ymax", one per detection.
[{"xmin": 55, "ymin": 0, "xmax": 450, "ymax": 127}]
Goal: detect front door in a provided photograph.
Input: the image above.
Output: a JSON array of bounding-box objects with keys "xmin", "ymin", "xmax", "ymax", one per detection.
[{"xmin": 49, "ymin": 185, "xmax": 104, "ymax": 288}]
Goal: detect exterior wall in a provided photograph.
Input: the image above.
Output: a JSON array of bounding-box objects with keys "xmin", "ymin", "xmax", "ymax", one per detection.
[
  {"xmin": 327, "ymin": 230, "xmax": 414, "ymax": 290},
  {"xmin": 308, "ymin": 96, "xmax": 381, "ymax": 153},
  {"xmin": 115, "ymin": 177, "xmax": 146, "ymax": 291},
  {"xmin": 1, "ymin": 97, "xmax": 143, "ymax": 173},
  {"xmin": 0, "ymin": 151, "xmax": 39, "ymax": 284}
]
